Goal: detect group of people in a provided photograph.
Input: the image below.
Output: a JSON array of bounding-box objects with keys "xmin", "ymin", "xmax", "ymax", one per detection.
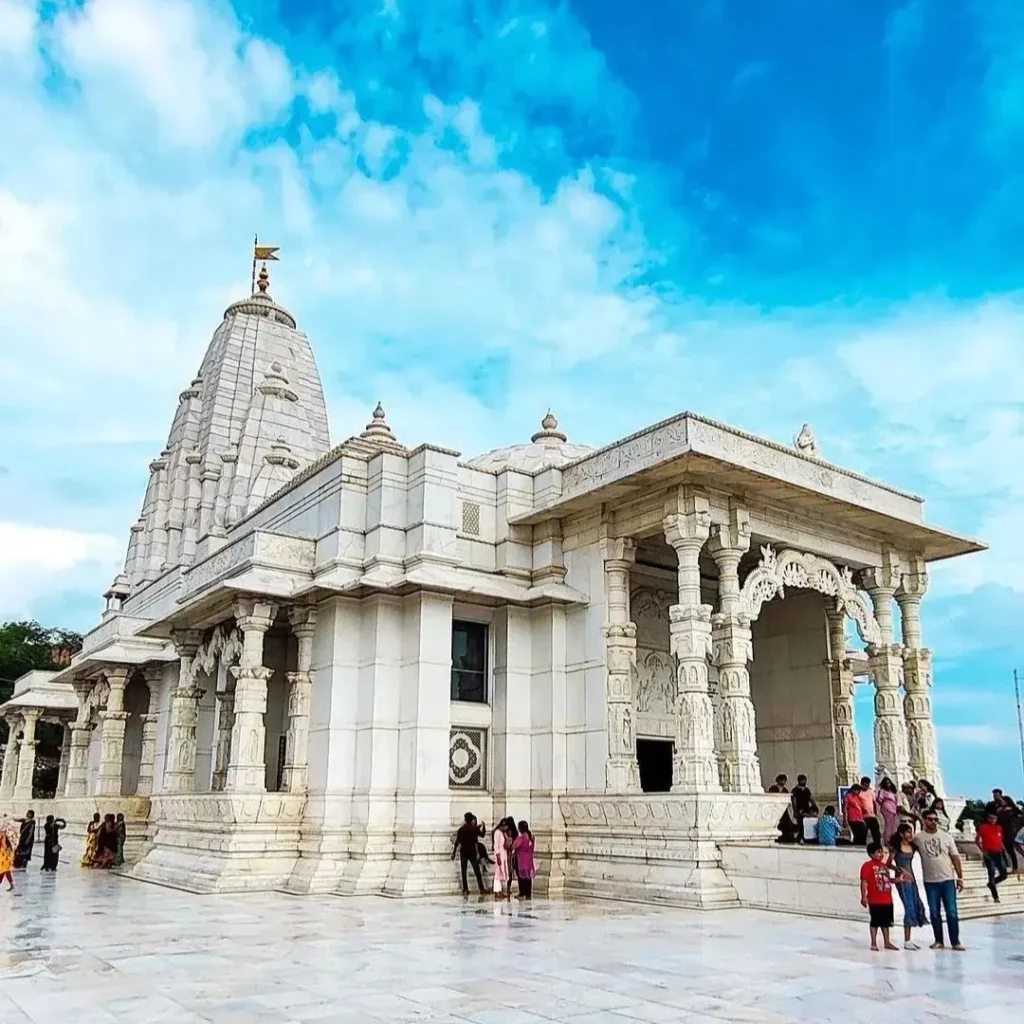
[
  {"xmin": 451, "ymin": 812, "xmax": 536, "ymax": 899},
  {"xmin": 0, "ymin": 808, "xmax": 128, "ymax": 893},
  {"xmin": 0, "ymin": 810, "xmax": 68, "ymax": 891},
  {"xmin": 80, "ymin": 813, "xmax": 127, "ymax": 870},
  {"xmin": 975, "ymin": 789, "xmax": 1024, "ymax": 904}
]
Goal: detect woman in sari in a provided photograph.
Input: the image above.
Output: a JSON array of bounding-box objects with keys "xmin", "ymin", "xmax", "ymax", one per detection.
[
  {"xmin": 41, "ymin": 815, "xmax": 67, "ymax": 872},
  {"xmin": 13, "ymin": 810, "xmax": 36, "ymax": 869},
  {"xmin": 114, "ymin": 813, "xmax": 127, "ymax": 866},
  {"xmin": 0, "ymin": 830, "xmax": 14, "ymax": 892},
  {"xmin": 80, "ymin": 812, "xmax": 101, "ymax": 868},
  {"xmin": 93, "ymin": 815, "xmax": 119, "ymax": 869}
]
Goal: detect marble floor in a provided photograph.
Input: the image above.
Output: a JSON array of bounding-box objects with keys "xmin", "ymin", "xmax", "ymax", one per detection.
[{"xmin": 0, "ymin": 870, "xmax": 1022, "ymax": 1024}]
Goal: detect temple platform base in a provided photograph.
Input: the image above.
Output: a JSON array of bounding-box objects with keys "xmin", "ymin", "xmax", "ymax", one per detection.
[
  {"xmin": 559, "ymin": 792, "xmax": 790, "ymax": 909},
  {"xmin": 0, "ymin": 796, "xmax": 150, "ymax": 865},
  {"xmin": 129, "ymin": 793, "xmax": 305, "ymax": 893}
]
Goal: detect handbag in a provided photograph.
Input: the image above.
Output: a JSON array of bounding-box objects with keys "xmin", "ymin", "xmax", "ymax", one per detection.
[{"xmin": 54, "ymin": 844, "xmax": 62, "ymax": 854}]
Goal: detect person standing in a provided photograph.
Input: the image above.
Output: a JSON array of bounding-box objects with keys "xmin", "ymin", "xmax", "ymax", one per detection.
[
  {"xmin": 860, "ymin": 843, "xmax": 900, "ymax": 951},
  {"xmin": 0, "ymin": 830, "xmax": 14, "ymax": 893},
  {"xmin": 877, "ymin": 778, "xmax": 900, "ymax": 842},
  {"xmin": 114, "ymin": 813, "xmax": 127, "ymax": 867},
  {"xmin": 844, "ymin": 784, "xmax": 868, "ymax": 846},
  {"xmin": 13, "ymin": 811, "xmax": 36, "ymax": 869},
  {"xmin": 977, "ymin": 810, "xmax": 1009, "ymax": 902},
  {"xmin": 93, "ymin": 815, "xmax": 119, "ymax": 869},
  {"xmin": 897, "ymin": 782, "xmax": 920, "ymax": 829},
  {"xmin": 913, "ymin": 808, "xmax": 965, "ymax": 951},
  {"xmin": 997, "ymin": 795, "xmax": 1020, "ymax": 874},
  {"xmin": 889, "ymin": 824, "xmax": 926, "ymax": 950},
  {"xmin": 768, "ymin": 773, "xmax": 789, "ymax": 793},
  {"xmin": 451, "ymin": 812, "xmax": 486, "ymax": 895},
  {"xmin": 492, "ymin": 820, "xmax": 511, "ymax": 901},
  {"xmin": 858, "ymin": 777, "xmax": 881, "ymax": 846},
  {"xmin": 80, "ymin": 813, "xmax": 100, "ymax": 868},
  {"xmin": 791, "ymin": 774, "xmax": 818, "ymax": 842},
  {"xmin": 41, "ymin": 815, "xmax": 67, "ymax": 872},
  {"xmin": 512, "ymin": 821, "xmax": 536, "ymax": 900}
]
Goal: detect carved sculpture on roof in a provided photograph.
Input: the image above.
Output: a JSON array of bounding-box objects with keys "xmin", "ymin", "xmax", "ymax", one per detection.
[
  {"xmin": 193, "ymin": 625, "xmax": 244, "ymax": 677},
  {"xmin": 794, "ymin": 423, "xmax": 821, "ymax": 458},
  {"xmin": 739, "ymin": 545, "xmax": 882, "ymax": 646}
]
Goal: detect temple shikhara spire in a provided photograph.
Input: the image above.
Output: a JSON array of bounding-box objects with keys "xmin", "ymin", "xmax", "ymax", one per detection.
[{"xmin": 0, "ymin": 272, "xmax": 992, "ymax": 915}]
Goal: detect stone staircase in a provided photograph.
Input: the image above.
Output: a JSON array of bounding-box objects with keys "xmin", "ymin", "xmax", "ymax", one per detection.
[{"xmin": 958, "ymin": 858, "xmax": 1024, "ymax": 918}]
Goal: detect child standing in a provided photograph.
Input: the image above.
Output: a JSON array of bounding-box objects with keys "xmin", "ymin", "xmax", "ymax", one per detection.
[
  {"xmin": 817, "ymin": 806, "xmax": 841, "ymax": 847},
  {"xmin": 860, "ymin": 842, "xmax": 900, "ymax": 951}
]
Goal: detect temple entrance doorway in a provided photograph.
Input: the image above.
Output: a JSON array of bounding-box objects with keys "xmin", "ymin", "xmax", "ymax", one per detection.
[{"xmin": 637, "ymin": 739, "xmax": 673, "ymax": 793}]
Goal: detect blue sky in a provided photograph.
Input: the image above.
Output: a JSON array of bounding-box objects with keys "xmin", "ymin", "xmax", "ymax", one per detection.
[{"xmin": 0, "ymin": 0, "xmax": 1022, "ymax": 798}]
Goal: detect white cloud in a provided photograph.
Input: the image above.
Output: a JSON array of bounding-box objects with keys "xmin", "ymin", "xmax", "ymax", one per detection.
[
  {"xmin": 0, "ymin": 0, "xmax": 37, "ymax": 63},
  {"xmin": 0, "ymin": 522, "xmax": 121, "ymax": 618},
  {"xmin": 54, "ymin": 0, "xmax": 294, "ymax": 148},
  {"xmin": 939, "ymin": 724, "xmax": 1018, "ymax": 747}
]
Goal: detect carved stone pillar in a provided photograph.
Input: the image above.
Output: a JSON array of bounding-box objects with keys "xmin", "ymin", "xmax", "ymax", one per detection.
[
  {"xmin": 826, "ymin": 602, "xmax": 860, "ymax": 788},
  {"xmin": 708, "ymin": 506, "xmax": 760, "ymax": 793},
  {"xmin": 66, "ymin": 682, "xmax": 93, "ymax": 797},
  {"xmin": 282, "ymin": 604, "xmax": 316, "ymax": 794},
  {"xmin": 13, "ymin": 708, "xmax": 41, "ymax": 801},
  {"xmin": 897, "ymin": 556, "xmax": 942, "ymax": 791},
  {"xmin": 164, "ymin": 632, "xmax": 204, "ymax": 793},
  {"xmin": 601, "ymin": 535, "xmax": 639, "ymax": 793},
  {"xmin": 212, "ymin": 685, "xmax": 235, "ymax": 792},
  {"xmin": 56, "ymin": 723, "xmax": 72, "ymax": 796},
  {"xmin": 859, "ymin": 553, "xmax": 911, "ymax": 785},
  {"xmin": 0, "ymin": 718, "xmax": 21, "ymax": 798},
  {"xmin": 95, "ymin": 668, "xmax": 130, "ymax": 797},
  {"xmin": 135, "ymin": 668, "xmax": 162, "ymax": 797},
  {"xmin": 225, "ymin": 599, "xmax": 277, "ymax": 793},
  {"xmin": 664, "ymin": 488, "xmax": 721, "ymax": 792}
]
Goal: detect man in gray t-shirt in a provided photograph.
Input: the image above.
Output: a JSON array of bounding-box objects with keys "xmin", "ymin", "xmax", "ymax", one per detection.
[{"xmin": 912, "ymin": 811, "xmax": 965, "ymax": 950}]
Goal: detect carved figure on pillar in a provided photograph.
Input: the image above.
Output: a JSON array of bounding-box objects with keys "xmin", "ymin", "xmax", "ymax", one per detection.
[
  {"xmin": 66, "ymin": 681, "xmax": 94, "ymax": 797},
  {"xmin": 95, "ymin": 668, "xmax": 130, "ymax": 797},
  {"xmin": 858, "ymin": 553, "xmax": 911, "ymax": 785},
  {"xmin": 601, "ymin": 534, "xmax": 640, "ymax": 792},
  {"xmin": 226, "ymin": 598, "xmax": 278, "ymax": 793},
  {"xmin": 897, "ymin": 556, "xmax": 942, "ymax": 791},
  {"xmin": 165, "ymin": 631, "xmax": 204, "ymax": 793},
  {"xmin": 212, "ymin": 685, "xmax": 235, "ymax": 791},
  {"xmin": 708, "ymin": 506, "xmax": 761, "ymax": 793},
  {"xmin": 825, "ymin": 602, "xmax": 860, "ymax": 788},
  {"xmin": 282, "ymin": 604, "xmax": 316, "ymax": 794},
  {"xmin": 664, "ymin": 487, "xmax": 721, "ymax": 792},
  {"xmin": 1, "ymin": 717, "xmax": 22, "ymax": 798}
]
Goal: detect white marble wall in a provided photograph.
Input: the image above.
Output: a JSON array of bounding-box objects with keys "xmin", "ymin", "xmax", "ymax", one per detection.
[{"xmin": 750, "ymin": 590, "xmax": 835, "ymax": 796}]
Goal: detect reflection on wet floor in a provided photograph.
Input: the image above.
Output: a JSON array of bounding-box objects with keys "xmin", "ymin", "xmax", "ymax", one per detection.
[{"xmin": 0, "ymin": 868, "xmax": 1022, "ymax": 1022}]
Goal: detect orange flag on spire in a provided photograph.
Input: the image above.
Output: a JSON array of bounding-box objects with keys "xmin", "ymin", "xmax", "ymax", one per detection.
[{"xmin": 254, "ymin": 244, "xmax": 280, "ymax": 261}]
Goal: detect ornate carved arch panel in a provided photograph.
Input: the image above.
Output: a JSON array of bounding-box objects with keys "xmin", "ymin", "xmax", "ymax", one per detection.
[{"xmin": 739, "ymin": 545, "xmax": 882, "ymax": 647}]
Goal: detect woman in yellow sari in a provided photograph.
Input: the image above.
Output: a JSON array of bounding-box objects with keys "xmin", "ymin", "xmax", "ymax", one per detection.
[
  {"xmin": 0, "ymin": 831, "xmax": 15, "ymax": 892},
  {"xmin": 80, "ymin": 812, "xmax": 101, "ymax": 868}
]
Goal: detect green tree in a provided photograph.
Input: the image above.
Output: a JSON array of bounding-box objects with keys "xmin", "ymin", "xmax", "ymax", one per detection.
[{"xmin": 0, "ymin": 620, "xmax": 83, "ymax": 746}]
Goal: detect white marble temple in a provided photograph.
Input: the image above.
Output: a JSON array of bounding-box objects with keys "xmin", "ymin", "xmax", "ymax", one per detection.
[
  {"xmin": 0, "ymin": 268, "xmax": 986, "ymax": 908},
  {"xmin": 0, "ymin": 871, "xmax": 1022, "ymax": 1023}
]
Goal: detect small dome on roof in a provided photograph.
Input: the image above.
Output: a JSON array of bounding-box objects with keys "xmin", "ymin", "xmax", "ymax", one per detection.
[{"xmin": 465, "ymin": 411, "xmax": 593, "ymax": 473}]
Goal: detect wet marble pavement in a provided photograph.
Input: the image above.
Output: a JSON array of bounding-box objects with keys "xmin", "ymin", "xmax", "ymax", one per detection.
[{"xmin": 0, "ymin": 869, "xmax": 1022, "ymax": 1023}]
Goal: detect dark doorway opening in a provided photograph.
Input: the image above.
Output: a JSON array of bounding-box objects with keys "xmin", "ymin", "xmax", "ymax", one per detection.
[{"xmin": 637, "ymin": 739, "xmax": 673, "ymax": 793}]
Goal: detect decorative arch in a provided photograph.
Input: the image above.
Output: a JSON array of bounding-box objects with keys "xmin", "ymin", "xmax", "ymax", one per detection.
[{"xmin": 739, "ymin": 545, "xmax": 882, "ymax": 647}]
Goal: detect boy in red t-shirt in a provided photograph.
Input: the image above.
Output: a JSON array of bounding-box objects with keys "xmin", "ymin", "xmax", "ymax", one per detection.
[
  {"xmin": 977, "ymin": 811, "xmax": 1009, "ymax": 902},
  {"xmin": 860, "ymin": 842, "xmax": 904, "ymax": 950}
]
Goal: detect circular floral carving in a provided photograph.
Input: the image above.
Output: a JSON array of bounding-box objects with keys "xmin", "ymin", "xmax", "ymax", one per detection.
[{"xmin": 448, "ymin": 730, "xmax": 483, "ymax": 787}]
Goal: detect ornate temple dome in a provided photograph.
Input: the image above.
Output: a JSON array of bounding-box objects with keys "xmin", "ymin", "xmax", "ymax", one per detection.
[
  {"xmin": 116, "ymin": 266, "xmax": 331, "ymax": 592},
  {"xmin": 464, "ymin": 412, "xmax": 593, "ymax": 473}
]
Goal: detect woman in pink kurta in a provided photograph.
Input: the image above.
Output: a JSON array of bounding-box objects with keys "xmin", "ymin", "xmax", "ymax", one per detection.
[
  {"xmin": 878, "ymin": 777, "xmax": 900, "ymax": 842},
  {"xmin": 492, "ymin": 822, "xmax": 511, "ymax": 899},
  {"xmin": 512, "ymin": 821, "xmax": 536, "ymax": 900}
]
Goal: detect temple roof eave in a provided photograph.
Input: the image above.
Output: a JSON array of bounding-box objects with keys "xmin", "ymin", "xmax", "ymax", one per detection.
[{"xmin": 509, "ymin": 414, "xmax": 985, "ymax": 563}]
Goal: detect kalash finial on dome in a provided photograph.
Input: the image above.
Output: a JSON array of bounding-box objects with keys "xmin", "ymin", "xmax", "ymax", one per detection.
[
  {"xmin": 360, "ymin": 401, "xmax": 397, "ymax": 442},
  {"xmin": 531, "ymin": 409, "xmax": 567, "ymax": 444}
]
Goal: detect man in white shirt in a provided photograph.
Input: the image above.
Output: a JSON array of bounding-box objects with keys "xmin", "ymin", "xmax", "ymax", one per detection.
[{"xmin": 912, "ymin": 809, "xmax": 965, "ymax": 951}]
